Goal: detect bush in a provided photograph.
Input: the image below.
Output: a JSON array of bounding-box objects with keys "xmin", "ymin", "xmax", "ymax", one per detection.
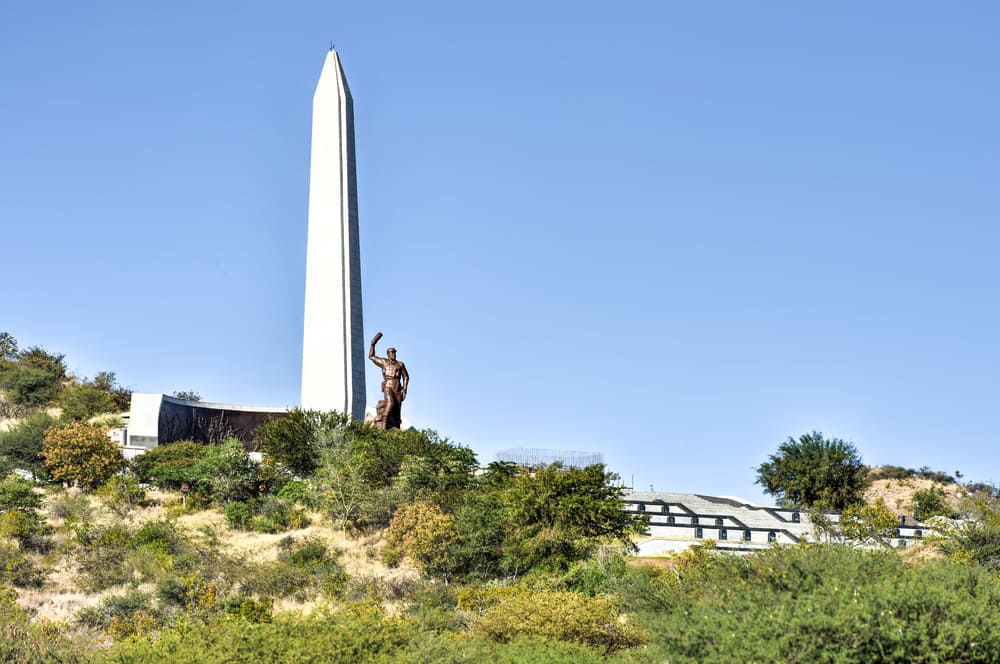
[
  {"xmin": 78, "ymin": 589, "xmax": 156, "ymax": 630},
  {"xmin": 913, "ymin": 487, "xmax": 952, "ymax": 521},
  {"xmin": 60, "ymin": 383, "xmax": 116, "ymax": 421},
  {"xmin": 635, "ymin": 544, "xmax": 1000, "ymax": 663},
  {"xmin": 99, "ymin": 474, "xmax": 146, "ymax": 516},
  {"xmin": 0, "ymin": 477, "xmax": 46, "ymax": 549},
  {"xmin": 49, "ymin": 491, "xmax": 92, "ymax": 524},
  {"xmin": 0, "ymin": 540, "xmax": 45, "ymax": 587},
  {"xmin": 194, "ymin": 437, "xmax": 260, "ymax": 504},
  {"xmin": 225, "ymin": 497, "xmax": 309, "ymax": 534},
  {"xmin": 41, "ymin": 421, "xmax": 125, "ymax": 490},
  {"xmin": 225, "ymin": 501, "xmax": 252, "ymax": 530},
  {"xmin": 384, "ymin": 501, "xmax": 461, "ymax": 579},
  {"xmin": 255, "ymin": 409, "xmax": 336, "ymax": 477},
  {"xmin": 240, "ymin": 537, "xmax": 345, "ymax": 601},
  {"xmin": 132, "ymin": 441, "xmax": 207, "ymax": 490},
  {"xmin": 0, "ymin": 411, "xmax": 55, "ymax": 479},
  {"xmin": 472, "ymin": 588, "xmax": 645, "ymax": 654},
  {"xmin": 277, "ymin": 480, "xmax": 320, "ymax": 509},
  {"xmin": 0, "ymin": 585, "xmax": 75, "ymax": 662}
]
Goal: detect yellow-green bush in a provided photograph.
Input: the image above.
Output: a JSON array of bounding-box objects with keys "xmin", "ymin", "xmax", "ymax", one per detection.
[{"xmin": 471, "ymin": 589, "xmax": 645, "ymax": 654}]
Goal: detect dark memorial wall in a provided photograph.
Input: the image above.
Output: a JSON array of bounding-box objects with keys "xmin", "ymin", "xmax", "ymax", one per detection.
[{"xmin": 157, "ymin": 397, "xmax": 287, "ymax": 452}]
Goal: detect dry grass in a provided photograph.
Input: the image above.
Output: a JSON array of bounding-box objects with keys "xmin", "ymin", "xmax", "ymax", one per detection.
[{"xmin": 864, "ymin": 475, "xmax": 963, "ymax": 516}]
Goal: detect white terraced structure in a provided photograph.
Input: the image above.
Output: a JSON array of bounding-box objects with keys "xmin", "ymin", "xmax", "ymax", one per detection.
[{"xmin": 625, "ymin": 491, "xmax": 932, "ymax": 555}]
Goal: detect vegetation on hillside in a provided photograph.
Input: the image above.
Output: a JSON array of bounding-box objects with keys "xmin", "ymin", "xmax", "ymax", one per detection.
[{"xmin": 4, "ymin": 332, "xmax": 1000, "ymax": 662}]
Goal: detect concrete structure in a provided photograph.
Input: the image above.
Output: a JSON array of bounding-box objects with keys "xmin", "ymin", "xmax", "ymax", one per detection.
[
  {"xmin": 301, "ymin": 48, "xmax": 366, "ymax": 419},
  {"xmin": 124, "ymin": 393, "xmax": 289, "ymax": 458},
  {"xmin": 625, "ymin": 491, "xmax": 931, "ymax": 554}
]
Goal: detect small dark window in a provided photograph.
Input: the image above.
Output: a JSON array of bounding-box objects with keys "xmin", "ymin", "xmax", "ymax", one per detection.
[
  {"xmin": 743, "ymin": 530, "xmax": 752, "ymax": 542},
  {"xmin": 692, "ymin": 516, "xmax": 699, "ymax": 525},
  {"xmin": 719, "ymin": 528, "xmax": 728, "ymax": 540},
  {"xmin": 637, "ymin": 504, "xmax": 645, "ymax": 513},
  {"xmin": 695, "ymin": 527, "xmax": 703, "ymax": 539},
  {"xmin": 898, "ymin": 539, "xmax": 907, "ymax": 547},
  {"xmin": 791, "ymin": 512, "xmax": 800, "ymax": 523},
  {"xmin": 768, "ymin": 531, "xmax": 777, "ymax": 543},
  {"xmin": 915, "ymin": 529, "xmax": 923, "ymax": 538},
  {"xmin": 661, "ymin": 504, "xmax": 669, "ymax": 514},
  {"xmin": 667, "ymin": 516, "xmax": 675, "ymax": 525},
  {"xmin": 715, "ymin": 517, "xmax": 724, "ymax": 526}
]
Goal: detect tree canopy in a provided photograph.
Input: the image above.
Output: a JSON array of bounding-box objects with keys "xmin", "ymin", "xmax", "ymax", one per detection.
[{"xmin": 755, "ymin": 431, "xmax": 867, "ymax": 510}]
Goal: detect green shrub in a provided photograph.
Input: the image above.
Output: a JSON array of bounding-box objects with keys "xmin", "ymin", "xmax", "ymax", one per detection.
[
  {"xmin": 78, "ymin": 589, "xmax": 156, "ymax": 630},
  {"xmin": 277, "ymin": 480, "xmax": 320, "ymax": 509},
  {"xmin": 49, "ymin": 491, "xmax": 92, "ymax": 524},
  {"xmin": 194, "ymin": 437, "xmax": 260, "ymax": 504},
  {"xmin": 240, "ymin": 537, "xmax": 345, "ymax": 601},
  {"xmin": 225, "ymin": 596, "xmax": 273, "ymax": 624},
  {"xmin": 60, "ymin": 383, "xmax": 115, "ymax": 421},
  {"xmin": 0, "ymin": 540, "xmax": 45, "ymax": 587},
  {"xmin": 636, "ymin": 544, "xmax": 1000, "ymax": 663},
  {"xmin": 472, "ymin": 588, "xmax": 645, "ymax": 654},
  {"xmin": 0, "ymin": 411, "xmax": 55, "ymax": 479},
  {"xmin": 99, "ymin": 474, "xmax": 146, "ymax": 516},
  {"xmin": 0, "ymin": 585, "xmax": 75, "ymax": 662},
  {"xmin": 132, "ymin": 441, "xmax": 207, "ymax": 490},
  {"xmin": 913, "ymin": 487, "xmax": 952, "ymax": 521},
  {"xmin": 0, "ymin": 477, "xmax": 46, "ymax": 549},
  {"xmin": 225, "ymin": 501, "xmax": 252, "ymax": 530}
]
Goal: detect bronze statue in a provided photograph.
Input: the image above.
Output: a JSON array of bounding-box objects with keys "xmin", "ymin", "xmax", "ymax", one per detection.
[{"xmin": 369, "ymin": 332, "xmax": 408, "ymax": 430}]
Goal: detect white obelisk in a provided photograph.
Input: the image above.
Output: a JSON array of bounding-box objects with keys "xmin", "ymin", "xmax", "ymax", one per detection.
[{"xmin": 301, "ymin": 49, "xmax": 366, "ymax": 419}]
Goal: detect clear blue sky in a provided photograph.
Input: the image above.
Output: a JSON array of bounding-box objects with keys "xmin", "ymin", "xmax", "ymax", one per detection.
[{"xmin": 2, "ymin": 2, "xmax": 998, "ymax": 503}]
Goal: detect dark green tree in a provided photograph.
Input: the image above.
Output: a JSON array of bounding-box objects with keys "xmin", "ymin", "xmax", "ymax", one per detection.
[
  {"xmin": 0, "ymin": 411, "xmax": 55, "ymax": 479},
  {"xmin": 61, "ymin": 383, "xmax": 116, "ymax": 421},
  {"xmin": 171, "ymin": 390, "xmax": 202, "ymax": 402},
  {"xmin": 255, "ymin": 409, "xmax": 344, "ymax": 477},
  {"xmin": 913, "ymin": 487, "xmax": 951, "ymax": 521},
  {"xmin": 499, "ymin": 463, "xmax": 646, "ymax": 574},
  {"xmin": 132, "ymin": 441, "xmax": 207, "ymax": 490},
  {"xmin": 0, "ymin": 332, "xmax": 17, "ymax": 365},
  {"xmin": 755, "ymin": 431, "xmax": 867, "ymax": 509}
]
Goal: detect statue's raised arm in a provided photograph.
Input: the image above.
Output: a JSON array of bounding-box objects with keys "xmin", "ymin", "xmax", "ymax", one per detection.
[{"xmin": 369, "ymin": 332, "xmax": 384, "ymax": 366}]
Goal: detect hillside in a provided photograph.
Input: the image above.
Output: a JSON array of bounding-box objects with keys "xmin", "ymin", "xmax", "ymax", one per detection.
[{"xmin": 864, "ymin": 468, "xmax": 965, "ymax": 518}]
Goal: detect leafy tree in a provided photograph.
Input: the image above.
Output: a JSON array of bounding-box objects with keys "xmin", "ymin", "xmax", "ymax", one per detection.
[
  {"xmin": 132, "ymin": 441, "xmax": 206, "ymax": 490},
  {"xmin": 838, "ymin": 499, "xmax": 899, "ymax": 547},
  {"xmin": 61, "ymin": 382, "xmax": 116, "ymax": 421},
  {"xmin": 499, "ymin": 463, "xmax": 647, "ymax": 574},
  {"xmin": 0, "ymin": 339, "xmax": 67, "ymax": 411},
  {"xmin": 0, "ymin": 411, "xmax": 55, "ymax": 479},
  {"xmin": 0, "ymin": 366, "xmax": 62, "ymax": 409},
  {"xmin": 913, "ymin": 487, "xmax": 952, "ymax": 521},
  {"xmin": 0, "ymin": 477, "xmax": 46, "ymax": 549},
  {"xmin": 193, "ymin": 437, "xmax": 259, "ymax": 503},
  {"xmin": 755, "ymin": 431, "xmax": 867, "ymax": 509},
  {"xmin": 172, "ymin": 390, "xmax": 202, "ymax": 402},
  {"xmin": 92, "ymin": 371, "xmax": 132, "ymax": 411},
  {"xmin": 0, "ymin": 332, "xmax": 17, "ymax": 365},
  {"xmin": 255, "ymin": 409, "xmax": 340, "ymax": 477},
  {"xmin": 41, "ymin": 421, "xmax": 125, "ymax": 490}
]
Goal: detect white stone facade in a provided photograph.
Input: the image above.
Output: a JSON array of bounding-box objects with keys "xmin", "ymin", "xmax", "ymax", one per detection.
[{"xmin": 301, "ymin": 49, "xmax": 366, "ymax": 420}]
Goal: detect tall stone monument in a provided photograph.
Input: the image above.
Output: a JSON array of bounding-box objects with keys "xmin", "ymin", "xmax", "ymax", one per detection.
[{"xmin": 301, "ymin": 48, "xmax": 366, "ymax": 420}]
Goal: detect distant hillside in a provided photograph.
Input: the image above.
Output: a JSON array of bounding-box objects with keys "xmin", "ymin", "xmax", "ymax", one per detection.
[{"xmin": 864, "ymin": 466, "xmax": 965, "ymax": 519}]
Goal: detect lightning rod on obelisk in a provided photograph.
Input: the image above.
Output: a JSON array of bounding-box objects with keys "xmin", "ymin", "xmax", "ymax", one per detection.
[{"xmin": 301, "ymin": 49, "xmax": 366, "ymax": 419}]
